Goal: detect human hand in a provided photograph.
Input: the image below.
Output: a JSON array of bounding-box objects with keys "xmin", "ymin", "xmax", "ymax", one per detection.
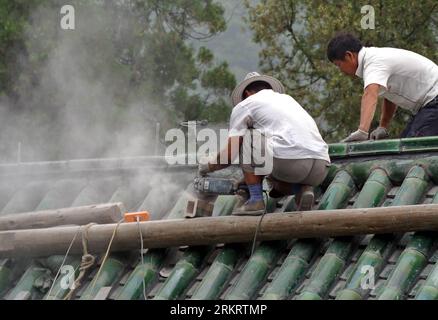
[
  {"xmin": 342, "ymin": 129, "xmax": 369, "ymax": 143},
  {"xmin": 370, "ymin": 127, "xmax": 389, "ymax": 140},
  {"xmin": 198, "ymin": 157, "xmax": 212, "ymax": 176}
]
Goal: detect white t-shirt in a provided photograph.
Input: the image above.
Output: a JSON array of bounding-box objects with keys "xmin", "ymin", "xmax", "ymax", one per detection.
[
  {"xmin": 229, "ymin": 89, "xmax": 330, "ymax": 162},
  {"xmin": 356, "ymin": 47, "xmax": 438, "ymax": 114}
]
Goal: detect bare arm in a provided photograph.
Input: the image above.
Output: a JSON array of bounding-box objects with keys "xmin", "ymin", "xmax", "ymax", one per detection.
[
  {"xmin": 359, "ymin": 84, "xmax": 381, "ymax": 133},
  {"xmin": 379, "ymin": 99, "xmax": 397, "ymax": 129},
  {"xmin": 209, "ymin": 136, "xmax": 243, "ymax": 172}
]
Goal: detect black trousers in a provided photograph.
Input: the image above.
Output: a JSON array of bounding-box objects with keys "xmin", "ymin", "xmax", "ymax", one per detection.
[{"xmin": 401, "ymin": 95, "xmax": 438, "ymax": 138}]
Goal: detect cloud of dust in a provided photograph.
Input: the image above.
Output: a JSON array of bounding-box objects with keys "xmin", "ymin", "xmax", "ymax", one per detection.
[{"xmin": 0, "ymin": 1, "xmax": 169, "ymax": 163}]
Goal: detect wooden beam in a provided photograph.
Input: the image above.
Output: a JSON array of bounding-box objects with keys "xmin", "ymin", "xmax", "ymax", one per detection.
[
  {"xmin": 0, "ymin": 203, "xmax": 125, "ymax": 231},
  {"xmin": 1, "ymin": 204, "xmax": 438, "ymax": 258}
]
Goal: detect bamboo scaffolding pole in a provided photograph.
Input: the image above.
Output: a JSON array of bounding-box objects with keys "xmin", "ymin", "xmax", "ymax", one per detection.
[
  {"xmin": 2, "ymin": 204, "xmax": 438, "ymax": 259},
  {"xmin": 0, "ymin": 203, "xmax": 125, "ymax": 231}
]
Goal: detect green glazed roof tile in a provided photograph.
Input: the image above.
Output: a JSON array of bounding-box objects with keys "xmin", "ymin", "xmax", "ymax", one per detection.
[
  {"xmin": 0, "ymin": 140, "xmax": 438, "ymax": 300},
  {"xmin": 401, "ymin": 137, "xmax": 438, "ymax": 152},
  {"xmin": 328, "ymin": 144, "xmax": 348, "ymax": 157},
  {"xmin": 329, "ymin": 137, "xmax": 438, "ymax": 159},
  {"xmin": 347, "ymin": 140, "xmax": 402, "ymax": 156},
  {"xmin": 420, "ymin": 264, "xmax": 435, "ymax": 280},
  {"xmin": 409, "ymin": 279, "xmax": 426, "ymax": 297},
  {"xmin": 429, "ymin": 250, "xmax": 438, "ymax": 263}
]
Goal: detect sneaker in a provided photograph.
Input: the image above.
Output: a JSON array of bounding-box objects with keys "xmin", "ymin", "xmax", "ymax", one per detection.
[
  {"xmin": 296, "ymin": 186, "xmax": 314, "ymax": 211},
  {"xmin": 232, "ymin": 200, "xmax": 266, "ymax": 216},
  {"xmin": 234, "ymin": 189, "xmax": 250, "ymax": 207}
]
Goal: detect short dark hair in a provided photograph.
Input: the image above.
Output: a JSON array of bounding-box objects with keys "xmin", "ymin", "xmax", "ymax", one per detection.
[
  {"xmin": 243, "ymin": 81, "xmax": 272, "ymax": 97},
  {"xmin": 327, "ymin": 33, "xmax": 363, "ymax": 62}
]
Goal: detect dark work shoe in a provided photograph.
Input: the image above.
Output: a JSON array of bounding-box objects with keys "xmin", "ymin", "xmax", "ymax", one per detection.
[
  {"xmin": 296, "ymin": 186, "xmax": 314, "ymax": 211},
  {"xmin": 234, "ymin": 189, "xmax": 250, "ymax": 208},
  {"xmin": 232, "ymin": 200, "xmax": 266, "ymax": 216},
  {"xmin": 268, "ymin": 188, "xmax": 286, "ymax": 199}
]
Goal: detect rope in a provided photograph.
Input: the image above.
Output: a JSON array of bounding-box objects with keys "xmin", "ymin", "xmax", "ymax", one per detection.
[
  {"xmin": 64, "ymin": 223, "xmax": 97, "ymax": 300},
  {"xmin": 136, "ymin": 216, "xmax": 147, "ymax": 300},
  {"xmin": 47, "ymin": 217, "xmax": 147, "ymax": 300},
  {"xmin": 45, "ymin": 226, "xmax": 81, "ymax": 300},
  {"xmin": 86, "ymin": 219, "xmax": 124, "ymax": 298}
]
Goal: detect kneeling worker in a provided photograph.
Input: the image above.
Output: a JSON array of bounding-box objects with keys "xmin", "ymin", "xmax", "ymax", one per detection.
[
  {"xmin": 199, "ymin": 72, "xmax": 331, "ymax": 216},
  {"xmin": 327, "ymin": 33, "xmax": 438, "ymax": 142}
]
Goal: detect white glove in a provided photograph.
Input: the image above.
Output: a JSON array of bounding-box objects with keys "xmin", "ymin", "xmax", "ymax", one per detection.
[
  {"xmin": 342, "ymin": 129, "xmax": 369, "ymax": 143},
  {"xmin": 370, "ymin": 127, "xmax": 389, "ymax": 140}
]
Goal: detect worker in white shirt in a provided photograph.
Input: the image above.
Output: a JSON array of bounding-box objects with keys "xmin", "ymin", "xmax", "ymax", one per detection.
[
  {"xmin": 198, "ymin": 72, "xmax": 331, "ymax": 216},
  {"xmin": 327, "ymin": 33, "xmax": 438, "ymax": 142}
]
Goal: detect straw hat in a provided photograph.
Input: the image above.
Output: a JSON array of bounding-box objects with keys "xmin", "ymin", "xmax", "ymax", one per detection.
[{"xmin": 231, "ymin": 72, "xmax": 285, "ymax": 106}]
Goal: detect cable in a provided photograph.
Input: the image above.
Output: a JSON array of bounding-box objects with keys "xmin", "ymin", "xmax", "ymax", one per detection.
[
  {"xmin": 136, "ymin": 216, "xmax": 147, "ymax": 300},
  {"xmin": 250, "ymin": 190, "xmax": 269, "ymax": 257}
]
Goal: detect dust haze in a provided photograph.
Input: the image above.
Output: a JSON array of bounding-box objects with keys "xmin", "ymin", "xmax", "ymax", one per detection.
[{"xmin": 0, "ymin": 1, "xmax": 170, "ymax": 163}]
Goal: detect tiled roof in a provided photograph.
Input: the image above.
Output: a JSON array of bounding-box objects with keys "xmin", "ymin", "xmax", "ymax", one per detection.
[{"xmin": 1, "ymin": 137, "xmax": 438, "ymax": 300}]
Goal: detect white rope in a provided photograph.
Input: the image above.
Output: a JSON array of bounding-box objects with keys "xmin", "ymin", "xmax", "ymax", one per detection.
[
  {"xmin": 64, "ymin": 223, "xmax": 98, "ymax": 300},
  {"xmin": 87, "ymin": 219, "xmax": 124, "ymax": 297},
  {"xmin": 46, "ymin": 217, "xmax": 149, "ymax": 300},
  {"xmin": 45, "ymin": 226, "xmax": 81, "ymax": 300}
]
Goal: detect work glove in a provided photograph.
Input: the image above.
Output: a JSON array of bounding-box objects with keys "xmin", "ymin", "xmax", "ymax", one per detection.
[
  {"xmin": 198, "ymin": 156, "xmax": 212, "ymax": 177},
  {"xmin": 342, "ymin": 129, "xmax": 369, "ymax": 143},
  {"xmin": 370, "ymin": 127, "xmax": 389, "ymax": 140}
]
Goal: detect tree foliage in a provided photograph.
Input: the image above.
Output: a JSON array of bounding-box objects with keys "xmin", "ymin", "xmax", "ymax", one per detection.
[
  {"xmin": 0, "ymin": 0, "xmax": 236, "ymax": 160},
  {"xmin": 244, "ymin": 0, "xmax": 438, "ymax": 142},
  {"xmin": 0, "ymin": 0, "xmax": 45, "ymax": 97}
]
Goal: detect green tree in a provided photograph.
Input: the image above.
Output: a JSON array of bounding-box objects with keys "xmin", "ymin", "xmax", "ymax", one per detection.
[
  {"xmin": 244, "ymin": 0, "xmax": 438, "ymax": 142},
  {"xmin": 0, "ymin": 0, "xmax": 46, "ymax": 97},
  {"xmin": 0, "ymin": 0, "xmax": 236, "ymax": 161}
]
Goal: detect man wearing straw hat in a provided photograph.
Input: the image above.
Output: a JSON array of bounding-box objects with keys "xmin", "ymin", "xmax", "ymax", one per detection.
[{"xmin": 199, "ymin": 72, "xmax": 331, "ymax": 216}]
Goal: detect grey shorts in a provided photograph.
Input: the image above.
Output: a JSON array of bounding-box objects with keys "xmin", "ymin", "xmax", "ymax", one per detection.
[
  {"xmin": 240, "ymin": 130, "xmax": 330, "ymax": 186},
  {"xmin": 270, "ymin": 158, "xmax": 330, "ymax": 186}
]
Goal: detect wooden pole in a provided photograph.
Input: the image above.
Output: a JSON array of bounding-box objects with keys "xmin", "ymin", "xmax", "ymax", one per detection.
[
  {"xmin": 0, "ymin": 203, "xmax": 125, "ymax": 231},
  {"xmin": 1, "ymin": 204, "xmax": 438, "ymax": 258}
]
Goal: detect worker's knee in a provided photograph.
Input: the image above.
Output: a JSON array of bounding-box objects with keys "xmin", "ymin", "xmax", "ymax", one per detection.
[
  {"xmin": 239, "ymin": 130, "xmax": 273, "ymax": 176},
  {"xmin": 241, "ymin": 163, "xmax": 255, "ymax": 174}
]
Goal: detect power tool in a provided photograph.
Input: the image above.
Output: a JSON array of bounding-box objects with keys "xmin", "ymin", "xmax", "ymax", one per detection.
[
  {"xmin": 185, "ymin": 176, "xmax": 248, "ymax": 218},
  {"xmin": 193, "ymin": 177, "xmax": 247, "ymax": 195}
]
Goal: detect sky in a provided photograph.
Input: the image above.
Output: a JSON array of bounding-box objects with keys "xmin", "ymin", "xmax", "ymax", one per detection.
[{"xmin": 200, "ymin": 0, "xmax": 261, "ymax": 82}]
